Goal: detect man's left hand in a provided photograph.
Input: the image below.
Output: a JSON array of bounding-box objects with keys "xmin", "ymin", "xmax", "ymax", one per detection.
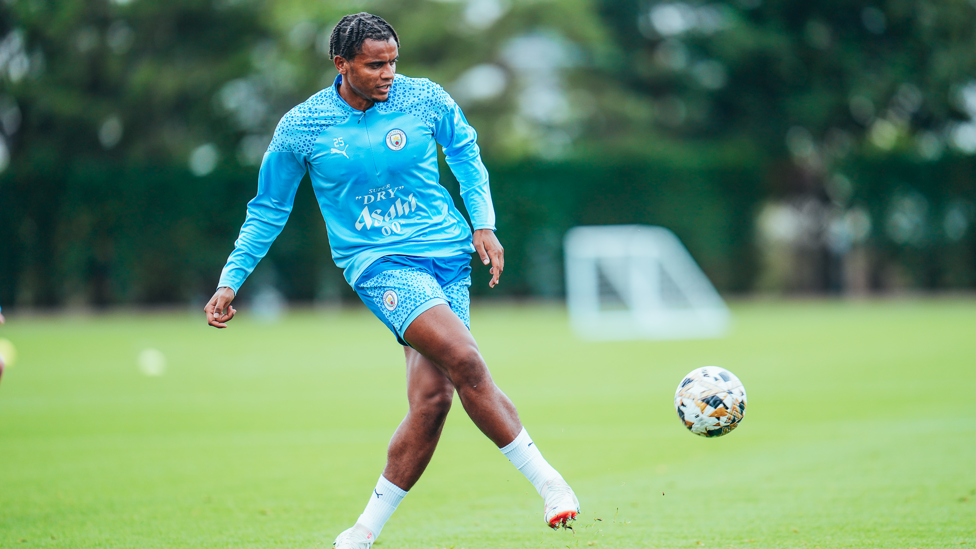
[{"xmin": 473, "ymin": 229, "xmax": 504, "ymax": 288}]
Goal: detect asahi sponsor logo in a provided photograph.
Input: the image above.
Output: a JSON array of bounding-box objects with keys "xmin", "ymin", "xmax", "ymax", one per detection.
[{"xmin": 354, "ymin": 185, "xmax": 421, "ymax": 236}]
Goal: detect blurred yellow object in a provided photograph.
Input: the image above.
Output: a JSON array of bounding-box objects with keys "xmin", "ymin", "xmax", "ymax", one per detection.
[{"xmin": 0, "ymin": 338, "xmax": 17, "ymax": 368}]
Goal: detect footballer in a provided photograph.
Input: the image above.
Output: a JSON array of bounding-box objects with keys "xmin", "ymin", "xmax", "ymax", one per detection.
[{"xmin": 205, "ymin": 12, "xmax": 579, "ymax": 548}]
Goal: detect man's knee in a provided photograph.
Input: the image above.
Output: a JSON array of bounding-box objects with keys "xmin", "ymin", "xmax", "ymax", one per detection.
[
  {"xmin": 444, "ymin": 344, "xmax": 489, "ymax": 390},
  {"xmin": 427, "ymin": 385, "xmax": 455, "ymax": 414},
  {"xmin": 411, "ymin": 382, "xmax": 454, "ymax": 418}
]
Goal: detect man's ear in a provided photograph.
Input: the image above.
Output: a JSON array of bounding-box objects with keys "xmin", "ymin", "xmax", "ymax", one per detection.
[{"xmin": 334, "ymin": 56, "xmax": 347, "ymax": 75}]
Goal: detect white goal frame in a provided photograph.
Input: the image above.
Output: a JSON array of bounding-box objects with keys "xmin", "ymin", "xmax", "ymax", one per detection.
[{"xmin": 564, "ymin": 225, "xmax": 730, "ymax": 340}]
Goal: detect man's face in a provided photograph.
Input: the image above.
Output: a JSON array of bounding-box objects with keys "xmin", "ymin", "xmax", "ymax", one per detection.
[{"xmin": 335, "ymin": 38, "xmax": 398, "ymax": 105}]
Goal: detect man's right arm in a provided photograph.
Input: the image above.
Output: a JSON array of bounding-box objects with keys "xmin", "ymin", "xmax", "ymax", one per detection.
[
  {"xmin": 206, "ymin": 148, "xmax": 307, "ymax": 328},
  {"xmin": 217, "ymin": 150, "xmax": 307, "ymax": 294}
]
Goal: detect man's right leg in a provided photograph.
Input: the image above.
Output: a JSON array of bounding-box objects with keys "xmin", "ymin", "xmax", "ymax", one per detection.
[
  {"xmin": 335, "ymin": 347, "xmax": 456, "ymax": 549},
  {"xmin": 382, "ymin": 347, "xmax": 456, "ymax": 489}
]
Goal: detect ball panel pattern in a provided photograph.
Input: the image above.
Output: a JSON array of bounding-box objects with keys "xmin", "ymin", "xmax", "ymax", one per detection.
[{"xmin": 674, "ymin": 366, "xmax": 747, "ymax": 438}]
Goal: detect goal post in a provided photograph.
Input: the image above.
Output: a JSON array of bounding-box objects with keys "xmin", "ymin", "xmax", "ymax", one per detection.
[{"xmin": 564, "ymin": 225, "xmax": 730, "ymax": 340}]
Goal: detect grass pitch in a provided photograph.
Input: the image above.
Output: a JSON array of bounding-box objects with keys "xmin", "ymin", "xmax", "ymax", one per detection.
[{"xmin": 0, "ymin": 300, "xmax": 974, "ymax": 548}]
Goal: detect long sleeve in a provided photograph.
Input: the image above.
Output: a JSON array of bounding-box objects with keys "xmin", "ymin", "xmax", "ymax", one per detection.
[
  {"xmin": 217, "ymin": 150, "xmax": 307, "ymax": 293},
  {"xmin": 433, "ymin": 100, "xmax": 496, "ymax": 231}
]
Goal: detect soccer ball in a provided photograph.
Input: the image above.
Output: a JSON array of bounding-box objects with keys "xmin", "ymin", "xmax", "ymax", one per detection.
[{"xmin": 674, "ymin": 366, "xmax": 747, "ymax": 438}]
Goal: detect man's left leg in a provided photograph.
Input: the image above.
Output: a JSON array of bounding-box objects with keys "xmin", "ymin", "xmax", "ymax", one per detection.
[
  {"xmin": 335, "ymin": 305, "xmax": 579, "ymax": 548},
  {"xmin": 337, "ymin": 265, "xmax": 577, "ymax": 548},
  {"xmin": 403, "ymin": 305, "xmax": 580, "ymax": 529}
]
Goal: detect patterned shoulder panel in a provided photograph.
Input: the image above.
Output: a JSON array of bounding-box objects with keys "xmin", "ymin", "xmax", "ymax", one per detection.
[
  {"xmin": 376, "ymin": 74, "xmax": 454, "ymax": 132},
  {"xmin": 267, "ymin": 88, "xmax": 351, "ymax": 156}
]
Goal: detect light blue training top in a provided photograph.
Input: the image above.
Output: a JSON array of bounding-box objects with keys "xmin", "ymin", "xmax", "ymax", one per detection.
[{"xmin": 218, "ymin": 74, "xmax": 495, "ymax": 292}]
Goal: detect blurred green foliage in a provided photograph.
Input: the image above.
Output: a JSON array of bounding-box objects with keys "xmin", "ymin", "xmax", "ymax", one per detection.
[{"xmin": 1, "ymin": 0, "xmax": 975, "ymax": 306}]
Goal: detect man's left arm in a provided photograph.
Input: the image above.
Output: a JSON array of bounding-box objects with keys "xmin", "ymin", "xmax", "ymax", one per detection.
[{"xmin": 433, "ymin": 99, "xmax": 504, "ymax": 287}]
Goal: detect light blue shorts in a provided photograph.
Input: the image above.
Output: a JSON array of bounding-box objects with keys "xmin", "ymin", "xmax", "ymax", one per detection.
[{"xmin": 354, "ymin": 254, "xmax": 472, "ymax": 346}]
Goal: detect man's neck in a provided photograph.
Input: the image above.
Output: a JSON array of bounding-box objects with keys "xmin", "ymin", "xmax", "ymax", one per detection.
[{"xmin": 338, "ymin": 79, "xmax": 373, "ymax": 112}]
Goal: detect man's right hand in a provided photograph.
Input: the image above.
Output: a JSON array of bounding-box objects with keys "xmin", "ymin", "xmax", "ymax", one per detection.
[{"xmin": 206, "ymin": 287, "xmax": 237, "ymax": 328}]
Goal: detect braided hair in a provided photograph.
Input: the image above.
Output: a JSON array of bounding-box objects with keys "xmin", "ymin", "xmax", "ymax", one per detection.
[{"xmin": 329, "ymin": 12, "xmax": 400, "ymax": 61}]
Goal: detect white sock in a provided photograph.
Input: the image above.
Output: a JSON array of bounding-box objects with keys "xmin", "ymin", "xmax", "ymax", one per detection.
[
  {"xmin": 500, "ymin": 427, "xmax": 562, "ymax": 497},
  {"xmin": 355, "ymin": 475, "xmax": 407, "ymax": 540}
]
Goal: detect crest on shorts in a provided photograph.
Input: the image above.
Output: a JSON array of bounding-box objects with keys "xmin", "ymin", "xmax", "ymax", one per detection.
[
  {"xmin": 383, "ymin": 290, "xmax": 398, "ymax": 311},
  {"xmin": 385, "ymin": 129, "xmax": 406, "ymax": 151}
]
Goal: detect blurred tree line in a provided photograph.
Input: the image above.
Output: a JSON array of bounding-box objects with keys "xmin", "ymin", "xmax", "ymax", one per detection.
[{"xmin": 1, "ymin": 0, "xmax": 975, "ymax": 308}]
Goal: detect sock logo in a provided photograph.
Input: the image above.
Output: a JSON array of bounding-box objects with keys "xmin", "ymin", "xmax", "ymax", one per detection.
[
  {"xmin": 528, "ymin": 442, "xmax": 534, "ymax": 447},
  {"xmin": 374, "ymin": 489, "xmax": 383, "ymax": 499}
]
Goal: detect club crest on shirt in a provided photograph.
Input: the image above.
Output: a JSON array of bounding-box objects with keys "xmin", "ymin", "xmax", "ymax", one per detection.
[
  {"xmin": 383, "ymin": 290, "xmax": 398, "ymax": 311},
  {"xmin": 386, "ymin": 129, "xmax": 406, "ymax": 151}
]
